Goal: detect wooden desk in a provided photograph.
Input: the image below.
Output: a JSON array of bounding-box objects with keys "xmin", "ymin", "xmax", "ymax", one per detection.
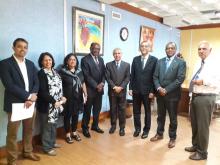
[{"xmin": 178, "ymin": 88, "xmax": 190, "ymax": 116}]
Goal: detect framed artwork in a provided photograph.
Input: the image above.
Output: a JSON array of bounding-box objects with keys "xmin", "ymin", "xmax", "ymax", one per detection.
[
  {"xmin": 139, "ymin": 26, "xmax": 155, "ymax": 52},
  {"xmin": 73, "ymin": 7, "xmax": 105, "ymax": 55}
]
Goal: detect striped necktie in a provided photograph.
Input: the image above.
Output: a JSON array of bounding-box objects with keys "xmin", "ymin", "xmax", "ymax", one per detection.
[{"xmin": 189, "ymin": 60, "xmax": 205, "ymax": 93}]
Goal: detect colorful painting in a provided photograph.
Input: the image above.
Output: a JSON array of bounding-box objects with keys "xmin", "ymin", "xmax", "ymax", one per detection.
[
  {"xmin": 73, "ymin": 8, "xmax": 104, "ymax": 55},
  {"xmin": 139, "ymin": 26, "xmax": 155, "ymax": 52}
]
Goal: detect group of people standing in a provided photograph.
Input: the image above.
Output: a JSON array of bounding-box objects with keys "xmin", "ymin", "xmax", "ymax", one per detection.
[{"xmin": 0, "ymin": 38, "xmax": 219, "ymax": 165}]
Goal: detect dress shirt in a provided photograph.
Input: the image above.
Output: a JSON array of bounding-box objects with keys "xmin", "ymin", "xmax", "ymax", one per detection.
[
  {"xmin": 13, "ymin": 55, "xmax": 29, "ymax": 92},
  {"xmin": 141, "ymin": 53, "xmax": 149, "ymax": 69},
  {"xmin": 91, "ymin": 54, "xmax": 99, "ymax": 64},
  {"xmin": 166, "ymin": 55, "xmax": 175, "ymax": 69},
  {"xmin": 115, "ymin": 60, "xmax": 121, "ymax": 68},
  {"xmin": 191, "ymin": 53, "xmax": 220, "ymax": 95}
]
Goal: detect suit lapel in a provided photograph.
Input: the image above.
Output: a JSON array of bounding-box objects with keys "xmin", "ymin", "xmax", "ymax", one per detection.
[
  {"xmin": 143, "ymin": 55, "xmax": 152, "ymax": 70},
  {"xmin": 89, "ymin": 54, "xmax": 100, "ymax": 73},
  {"xmin": 165, "ymin": 57, "xmax": 177, "ymax": 75},
  {"xmin": 11, "ymin": 56, "xmax": 25, "ymax": 84}
]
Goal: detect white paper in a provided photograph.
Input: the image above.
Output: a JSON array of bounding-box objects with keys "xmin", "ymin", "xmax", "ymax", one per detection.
[{"xmin": 11, "ymin": 102, "xmax": 35, "ymax": 122}]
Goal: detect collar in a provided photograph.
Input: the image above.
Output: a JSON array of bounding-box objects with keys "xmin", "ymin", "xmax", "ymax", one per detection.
[{"xmin": 13, "ymin": 54, "xmax": 26, "ymax": 63}]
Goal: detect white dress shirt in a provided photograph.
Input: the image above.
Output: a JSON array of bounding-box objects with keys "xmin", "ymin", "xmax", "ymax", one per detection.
[
  {"xmin": 191, "ymin": 53, "xmax": 220, "ymax": 95},
  {"xmin": 13, "ymin": 55, "xmax": 29, "ymax": 92}
]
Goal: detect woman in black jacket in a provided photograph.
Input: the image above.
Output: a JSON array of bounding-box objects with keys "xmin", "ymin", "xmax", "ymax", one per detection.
[
  {"xmin": 60, "ymin": 53, "xmax": 87, "ymax": 143},
  {"xmin": 37, "ymin": 52, "xmax": 66, "ymax": 156}
]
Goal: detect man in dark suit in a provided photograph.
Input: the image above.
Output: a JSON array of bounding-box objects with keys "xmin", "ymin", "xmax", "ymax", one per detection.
[
  {"xmin": 0, "ymin": 38, "xmax": 40, "ymax": 165},
  {"xmin": 150, "ymin": 42, "xmax": 186, "ymax": 148},
  {"xmin": 105, "ymin": 48, "xmax": 130, "ymax": 136},
  {"xmin": 81, "ymin": 42, "xmax": 105, "ymax": 138},
  {"xmin": 129, "ymin": 41, "xmax": 158, "ymax": 139}
]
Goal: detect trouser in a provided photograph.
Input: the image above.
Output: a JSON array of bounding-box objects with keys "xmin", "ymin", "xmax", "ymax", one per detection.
[
  {"xmin": 39, "ymin": 112, "xmax": 57, "ymax": 152},
  {"xmin": 6, "ymin": 112, "xmax": 35, "ymax": 164},
  {"xmin": 133, "ymin": 93, "xmax": 151, "ymax": 132},
  {"xmin": 190, "ymin": 95, "xmax": 215, "ymax": 156},
  {"xmin": 109, "ymin": 94, "xmax": 126, "ymax": 129},
  {"xmin": 156, "ymin": 97, "xmax": 179, "ymax": 139},
  {"xmin": 81, "ymin": 94, "xmax": 102, "ymax": 130}
]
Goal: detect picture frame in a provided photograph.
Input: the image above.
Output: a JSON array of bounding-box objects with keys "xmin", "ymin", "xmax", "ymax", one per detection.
[
  {"xmin": 139, "ymin": 25, "xmax": 155, "ymax": 52},
  {"xmin": 73, "ymin": 7, "xmax": 105, "ymax": 55}
]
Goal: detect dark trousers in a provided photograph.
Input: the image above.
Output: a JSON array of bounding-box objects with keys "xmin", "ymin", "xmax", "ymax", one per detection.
[
  {"xmin": 64, "ymin": 100, "xmax": 79, "ymax": 133},
  {"xmin": 109, "ymin": 93, "xmax": 126, "ymax": 129},
  {"xmin": 190, "ymin": 95, "xmax": 215, "ymax": 156},
  {"xmin": 6, "ymin": 112, "xmax": 35, "ymax": 164},
  {"xmin": 133, "ymin": 93, "xmax": 151, "ymax": 132},
  {"xmin": 156, "ymin": 97, "xmax": 179, "ymax": 139},
  {"xmin": 81, "ymin": 94, "xmax": 102, "ymax": 130}
]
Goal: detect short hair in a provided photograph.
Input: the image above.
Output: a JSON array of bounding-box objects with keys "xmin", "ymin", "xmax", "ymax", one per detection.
[
  {"xmin": 38, "ymin": 52, "xmax": 55, "ymax": 68},
  {"xmin": 113, "ymin": 48, "xmax": 121, "ymax": 54},
  {"xmin": 165, "ymin": 42, "xmax": 177, "ymax": 50},
  {"xmin": 13, "ymin": 38, "xmax": 28, "ymax": 47},
  {"xmin": 198, "ymin": 40, "xmax": 212, "ymax": 49},
  {"xmin": 63, "ymin": 53, "xmax": 79, "ymax": 70},
  {"xmin": 90, "ymin": 42, "xmax": 100, "ymax": 49}
]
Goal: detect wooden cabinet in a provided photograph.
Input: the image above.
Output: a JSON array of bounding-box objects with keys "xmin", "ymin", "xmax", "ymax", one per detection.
[{"xmin": 178, "ymin": 88, "xmax": 190, "ymax": 116}]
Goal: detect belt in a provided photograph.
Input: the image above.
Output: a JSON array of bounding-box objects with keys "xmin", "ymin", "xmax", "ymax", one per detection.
[{"xmin": 192, "ymin": 93, "xmax": 216, "ymax": 97}]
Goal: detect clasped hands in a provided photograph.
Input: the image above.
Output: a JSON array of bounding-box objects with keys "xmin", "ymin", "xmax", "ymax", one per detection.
[
  {"xmin": 24, "ymin": 93, "xmax": 38, "ymax": 108},
  {"xmin": 54, "ymin": 96, "xmax": 67, "ymax": 109},
  {"xmin": 113, "ymin": 86, "xmax": 123, "ymax": 93},
  {"xmin": 96, "ymin": 82, "xmax": 104, "ymax": 92},
  {"xmin": 158, "ymin": 87, "xmax": 167, "ymax": 96}
]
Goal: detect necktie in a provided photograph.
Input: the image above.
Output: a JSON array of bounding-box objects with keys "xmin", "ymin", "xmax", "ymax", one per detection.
[
  {"xmin": 95, "ymin": 56, "xmax": 99, "ymax": 65},
  {"xmin": 165, "ymin": 58, "xmax": 170, "ymax": 72},
  {"xmin": 116, "ymin": 62, "xmax": 119, "ymax": 70},
  {"xmin": 189, "ymin": 60, "xmax": 204, "ymax": 93},
  {"xmin": 141, "ymin": 58, "xmax": 145, "ymax": 70}
]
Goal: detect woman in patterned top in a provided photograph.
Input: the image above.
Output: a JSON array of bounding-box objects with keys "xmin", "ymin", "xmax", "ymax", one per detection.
[
  {"xmin": 37, "ymin": 52, "xmax": 66, "ymax": 156},
  {"xmin": 60, "ymin": 53, "xmax": 87, "ymax": 144}
]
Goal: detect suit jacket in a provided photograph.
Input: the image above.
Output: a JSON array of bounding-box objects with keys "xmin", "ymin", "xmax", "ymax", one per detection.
[
  {"xmin": 129, "ymin": 55, "xmax": 158, "ymax": 95},
  {"xmin": 0, "ymin": 56, "xmax": 39, "ymax": 112},
  {"xmin": 81, "ymin": 54, "xmax": 105, "ymax": 97},
  {"xmin": 36, "ymin": 69, "xmax": 57, "ymax": 113},
  {"xmin": 153, "ymin": 56, "xmax": 186, "ymax": 100},
  {"xmin": 105, "ymin": 60, "xmax": 130, "ymax": 97}
]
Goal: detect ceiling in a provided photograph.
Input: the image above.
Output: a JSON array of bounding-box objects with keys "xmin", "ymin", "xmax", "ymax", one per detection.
[{"xmin": 98, "ymin": 0, "xmax": 220, "ymax": 27}]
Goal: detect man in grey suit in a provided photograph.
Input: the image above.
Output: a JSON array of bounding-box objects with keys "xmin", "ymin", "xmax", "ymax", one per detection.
[
  {"xmin": 150, "ymin": 42, "xmax": 186, "ymax": 148},
  {"xmin": 105, "ymin": 48, "xmax": 130, "ymax": 136}
]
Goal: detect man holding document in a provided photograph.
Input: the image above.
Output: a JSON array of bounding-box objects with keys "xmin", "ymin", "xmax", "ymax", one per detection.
[{"xmin": 0, "ymin": 38, "xmax": 40, "ymax": 165}]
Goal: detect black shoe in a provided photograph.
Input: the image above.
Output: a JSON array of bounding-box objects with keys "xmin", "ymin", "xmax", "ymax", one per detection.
[
  {"xmin": 119, "ymin": 128, "xmax": 125, "ymax": 136},
  {"xmin": 141, "ymin": 131, "xmax": 148, "ymax": 139},
  {"xmin": 189, "ymin": 152, "xmax": 207, "ymax": 160},
  {"xmin": 133, "ymin": 130, "xmax": 140, "ymax": 137},
  {"xmin": 91, "ymin": 127, "xmax": 104, "ymax": 133},
  {"xmin": 109, "ymin": 126, "xmax": 116, "ymax": 134},
  {"xmin": 185, "ymin": 146, "xmax": 197, "ymax": 152},
  {"xmin": 82, "ymin": 129, "xmax": 91, "ymax": 138}
]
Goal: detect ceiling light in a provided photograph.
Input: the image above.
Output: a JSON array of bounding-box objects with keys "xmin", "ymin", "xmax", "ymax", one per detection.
[
  {"xmin": 185, "ymin": 1, "xmax": 192, "ymax": 6},
  {"xmin": 161, "ymin": 4, "xmax": 169, "ymax": 10},
  {"xmin": 170, "ymin": 9, "xmax": 177, "ymax": 14},
  {"xmin": 192, "ymin": 6, "xmax": 198, "ymax": 11}
]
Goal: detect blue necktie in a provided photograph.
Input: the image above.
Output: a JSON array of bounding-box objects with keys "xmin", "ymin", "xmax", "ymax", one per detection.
[
  {"xmin": 189, "ymin": 60, "xmax": 204, "ymax": 93},
  {"xmin": 165, "ymin": 58, "xmax": 170, "ymax": 72}
]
